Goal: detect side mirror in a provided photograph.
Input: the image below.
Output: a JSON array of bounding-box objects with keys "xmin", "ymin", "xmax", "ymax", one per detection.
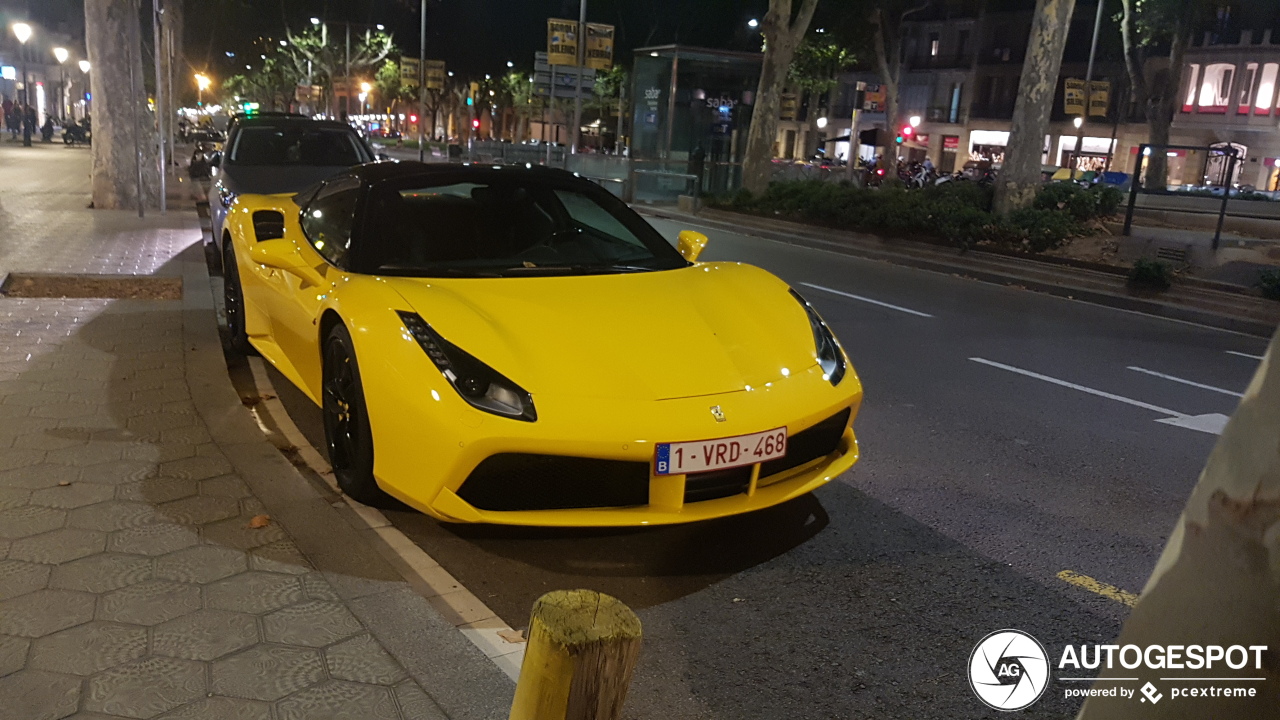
[
  {"xmin": 248, "ymin": 238, "xmax": 302, "ymax": 270},
  {"xmin": 677, "ymin": 230, "xmax": 709, "ymax": 263}
]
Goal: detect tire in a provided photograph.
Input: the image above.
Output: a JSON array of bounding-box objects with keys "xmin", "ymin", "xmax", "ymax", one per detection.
[
  {"xmin": 222, "ymin": 244, "xmax": 256, "ymax": 356},
  {"xmin": 322, "ymin": 323, "xmax": 392, "ymax": 506}
]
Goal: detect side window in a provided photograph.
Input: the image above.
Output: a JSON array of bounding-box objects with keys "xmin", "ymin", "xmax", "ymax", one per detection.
[{"xmin": 300, "ymin": 179, "xmax": 360, "ymax": 267}]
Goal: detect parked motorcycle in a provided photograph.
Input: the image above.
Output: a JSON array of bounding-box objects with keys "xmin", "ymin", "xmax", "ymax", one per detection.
[{"xmin": 63, "ymin": 122, "xmax": 91, "ymax": 146}]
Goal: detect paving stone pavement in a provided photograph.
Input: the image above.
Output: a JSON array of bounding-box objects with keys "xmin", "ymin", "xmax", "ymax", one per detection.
[{"xmin": 0, "ymin": 145, "xmax": 464, "ymax": 719}]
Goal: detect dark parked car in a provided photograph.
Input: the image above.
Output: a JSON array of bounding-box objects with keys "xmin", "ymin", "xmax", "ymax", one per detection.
[{"xmin": 207, "ymin": 116, "xmax": 381, "ymax": 269}]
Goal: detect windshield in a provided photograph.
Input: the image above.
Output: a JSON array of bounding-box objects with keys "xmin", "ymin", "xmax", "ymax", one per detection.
[
  {"xmin": 361, "ymin": 177, "xmax": 687, "ymax": 277},
  {"xmin": 227, "ymin": 126, "xmax": 370, "ymax": 167}
]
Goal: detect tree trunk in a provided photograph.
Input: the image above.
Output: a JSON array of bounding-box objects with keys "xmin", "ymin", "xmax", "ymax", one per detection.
[
  {"xmin": 86, "ymin": 0, "xmax": 159, "ymax": 210},
  {"xmin": 1076, "ymin": 326, "xmax": 1280, "ymax": 720},
  {"xmin": 741, "ymin": 0, "xmax": 820, "ymax": 194},
  {"xmin": 1143, "ymin": 24, "xmax": 1189, "ymax": 190},
  {"xmin": 872, "ymin": 7, "xmax": 901, "ymax": 155},
  {"xmin": 992, "ymin": 0, "xmax": 1077, "ymax": 215}
]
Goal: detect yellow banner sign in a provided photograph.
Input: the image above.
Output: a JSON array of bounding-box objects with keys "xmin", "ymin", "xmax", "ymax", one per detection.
[
  {"xmin": 585, "ymin": 23, "xmax": 614, "ymax": 70},
  {"xmin": 1065, "ymin": 78, "xmax": 1086, "ymax": 115},
  {"xmin": 547, "ymin": 18, "xmax": 578, "ymax": 66},
  {"xmin": 424, "ymin": 60, "xmax": 446, "ymax": 91},
  {"xmin": 1088, "ymin": 80, "xmax": 1110, "ymax": 117},
  {"xmin": 401, "ymin": 57, "xmax": 419, "ymax": 87}
]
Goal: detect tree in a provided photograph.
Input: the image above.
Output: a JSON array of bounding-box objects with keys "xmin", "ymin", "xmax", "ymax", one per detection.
[
  {"xmin": 85, "ymin": 0, "xmax": 159, "ymax": 210},
  {"xmin": 284, "ymin": 24, "xmax": 395, "ymax": 117},
  {"xmin": 789, "ymin": 37, "xmax": 857, "ymax": 158},
  {"xmin": 993, "ymin": 0, "xmax": 1078, "ymax": 215},
  {"xmin": 1076, "ymin": 325, "xmax": 1280, "ymax": 720},
  {"xmin": 501, "ymin": 71, "xmax": 540, "ymax": 143},
  {"xmin": 1118, "ymin": 0, "xmax": 1215, "ymax": 190},
  {"xmin": 742, "ymin": 0, "xmax": 822, "ymax": 194},
  {"xmin": 867, "ymin": 0, "xmax": 928, "ymax": 149},
  {"xmin": 588, "ymin": 65, "xmax": 630, "ymax": 151}
]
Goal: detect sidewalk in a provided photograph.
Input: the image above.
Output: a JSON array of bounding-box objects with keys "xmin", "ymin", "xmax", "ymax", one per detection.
[{"xmin": 0, "ymin": 145, "xmax": 512, "ymax": 718}]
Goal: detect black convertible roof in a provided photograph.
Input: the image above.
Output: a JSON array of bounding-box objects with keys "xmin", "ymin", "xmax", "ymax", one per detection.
[{"xmin": 343, "ymin": 160, "xmax": 581, "ymax": 186}]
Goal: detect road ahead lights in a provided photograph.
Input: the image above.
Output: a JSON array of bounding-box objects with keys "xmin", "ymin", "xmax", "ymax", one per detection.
[{"xmin": 11, "ymin": 22, "xmax": 32, "ymax": 45}]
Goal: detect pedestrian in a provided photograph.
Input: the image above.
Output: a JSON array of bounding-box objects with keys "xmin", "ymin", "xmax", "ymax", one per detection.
[
  {"xmin": 5, "ymin": 106, "xmax": 18, "ymax": 141},
  {"xmin": 22, "ymin": 104, "xmax": 36, "ymax": 147}
]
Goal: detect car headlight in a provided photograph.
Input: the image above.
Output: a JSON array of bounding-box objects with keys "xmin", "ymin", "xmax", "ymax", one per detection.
[
  {"xmin": 218, "ymin": 186, "xmax": 238, "ymax": 209},
  {"xmin": 397, "ymin": 311, "xmax": 537, "ymax": 422},
  {"xmin": 789, "ymin": 290, "xmax": 846, "ymax": 386}
]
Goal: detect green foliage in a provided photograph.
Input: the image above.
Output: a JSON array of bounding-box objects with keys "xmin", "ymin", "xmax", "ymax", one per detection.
[
  {"xmin": 1259, "ymin": 269, "xmax": 1280, "ymax": 301},
  {"xmin": 789, "ymin": 38, "xmax": 857, "ymax": 96},
  {"xmin": 1090, "ymin": 185, "xmax": 1124, "ymax": 215},
  {"xmin": 1128, "ymin": 258, "xmax": 1173, "ymax": 291},
  {"xmin": 709, "ymin": 179, "xmax": 1083, "ymax": 251}
]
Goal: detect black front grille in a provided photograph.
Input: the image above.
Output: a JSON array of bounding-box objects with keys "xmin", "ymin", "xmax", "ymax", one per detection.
[
  {"xmin": 760, "ymin": 408, "xmax": 851, "ymax": 479},
  {"xmin": 457, "ymin": 454, "xmax": 649, "ymax": 511},
  {"xmin": 684, "ymin": 466, "xmax": 752, "ymax": 503}
]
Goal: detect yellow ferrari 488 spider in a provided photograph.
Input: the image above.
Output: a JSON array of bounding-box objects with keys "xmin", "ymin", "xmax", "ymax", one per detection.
[{"xmin": 221, "ymin": 162, "xmax": 862, "ymax": 526}]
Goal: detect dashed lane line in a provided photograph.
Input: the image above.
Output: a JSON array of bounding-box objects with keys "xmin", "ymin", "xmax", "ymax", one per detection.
[
  {"xmin": 1126, "ymin": 366, "xmax": 1244, "ymax": 398},
  {"xmin": 1058, "ymin": 570, "xmax": 1139, "ymax": 607},
  {"xmin": 799, "ymin": 282, "xmax": 934, "ymax": 318}
]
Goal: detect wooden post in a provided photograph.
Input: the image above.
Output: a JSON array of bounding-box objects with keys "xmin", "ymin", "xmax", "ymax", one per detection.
[{"xmin": 509, "ymin": 589, "xmax": 643, "ymax": 720}]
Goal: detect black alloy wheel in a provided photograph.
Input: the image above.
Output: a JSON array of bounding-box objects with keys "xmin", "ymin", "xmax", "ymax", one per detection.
[
  {"xmin": 222, "ymin": 244, "xmax": 256, "ymax": 355},
  {"xmin": 322, "ymin": 323, "xmax": 390, "ymax": 506}
]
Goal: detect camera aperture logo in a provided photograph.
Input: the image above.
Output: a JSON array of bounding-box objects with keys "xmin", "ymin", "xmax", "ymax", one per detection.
[{"xmin": 969, "ymin": 629, "xmax": 1051, "ymax": 711}]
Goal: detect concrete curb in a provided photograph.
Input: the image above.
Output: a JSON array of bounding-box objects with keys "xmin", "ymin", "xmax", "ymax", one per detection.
[
  {"xmin": 640, "ymin": 206, "xmax": 1280, "ymax": 338},
  {"xmin": 179, "ymin": 244, "xmax": 514, "ymax": 720}
]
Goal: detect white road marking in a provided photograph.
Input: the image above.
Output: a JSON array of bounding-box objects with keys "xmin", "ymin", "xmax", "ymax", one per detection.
[
  {"xmin": 1126, "ymin": 366, "xmax": 1243, "ymax": 398},
  {"xmin": 1226, "ymin": 350, "xmax": 1264, "ymax": 360},
  {"xmin": 969, "ymin": 357, "xmax": 1227, "ymax": 435},
  {"xmin": 799, "ymin": 282, "xmax": 934, "ymax": 318}
]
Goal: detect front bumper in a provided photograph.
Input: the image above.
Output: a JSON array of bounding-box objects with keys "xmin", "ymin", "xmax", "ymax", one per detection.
[{"xmin": 368, "ymin": 363, "xmax": 862, "ymax": 526}]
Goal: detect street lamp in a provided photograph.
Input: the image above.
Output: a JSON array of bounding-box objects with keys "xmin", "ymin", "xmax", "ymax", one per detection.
[
  {"xmin": 1073, "ymin": 116, "xmax": 1084, "ymax": 129},
  {"xmin": 747, "ymin": 18, "xmax": 759, "ymax": 27},
  {"xmin": 78, "ymin": 60, "xmax": 90, "ymax": 117},
  {"xmin": 78, "ymin": 60, "xmax": 90, "ymax": 73},
  {"xmin": 816, "ymin": 116, "xmax": 828, "ymax": 129},
  {"xmin": 507, "ymin": 61, "xmax": 514, "ymax": 68},
  {"xmin": 194, "ymin": 72, "xmax": 211, "ymax": 107},
  {"xmin": 11, "ymin": 22, "xmax": 33, "ymax": 145},
  {"xmin": 909, "ymin": 115, "xmax": 921, "ymax": 128},
  {"xmin": 310, "ymin": 17, "xmax": 321, "ymax": 25}
]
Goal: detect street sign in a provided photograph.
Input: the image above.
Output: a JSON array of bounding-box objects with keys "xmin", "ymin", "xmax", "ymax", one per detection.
[
  {"xmin": 401, "ymin": 57, "xmax": 420, "ymax": 87},
  {"xmin": 585, "ymin": 23, "xmax": 615, "ymax": 70},
  {"xmin": 1065, "ymin": 78, "xmax": 1086, "ymax": 115},
  {"xmin": 547, "ymin": 18, "xmax": 578, "ymax": 66},
  {"xmin": 533, "ymin": 52, "xmax": 594, "ymax": 99},
  {"xmin": 862, "ymin": 84, "xmax": 885, "ymax": 112},
  {"xmin": 425, "ymin": 60, "xmax": 446, "ymax": 91},
  {"xmin": 1088, "ymin": 80, "xmax": 1110, "ymax": 117}
]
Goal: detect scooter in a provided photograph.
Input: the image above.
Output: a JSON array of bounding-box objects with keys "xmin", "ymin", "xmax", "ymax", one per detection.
[{"xmin": 63, "ymin": 123, "xmax": 91, "ymax": 146}]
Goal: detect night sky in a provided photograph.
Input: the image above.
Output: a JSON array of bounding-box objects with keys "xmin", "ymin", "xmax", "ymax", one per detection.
[{"xmin": 191, "ymin": 0, "xmax": 769, "ymax": 78}]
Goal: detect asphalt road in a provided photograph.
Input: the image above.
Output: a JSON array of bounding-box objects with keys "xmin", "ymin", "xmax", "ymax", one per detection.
[{"xmin": 264, "ymin": 213, "xmax": 1270, "ymax": 719}]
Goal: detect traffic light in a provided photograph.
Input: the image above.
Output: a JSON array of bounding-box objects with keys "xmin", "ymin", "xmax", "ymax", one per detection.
[
  {"xmin": 895, "ymin": 125, "xmax": 913, "ymax": 145},
  {"xmin": 409, "ymin": 114, "xmax": 418, "ymax": 123},
  {"xmin": 471, "ymin": 118, "xmax": 480, "ymax": 130}
]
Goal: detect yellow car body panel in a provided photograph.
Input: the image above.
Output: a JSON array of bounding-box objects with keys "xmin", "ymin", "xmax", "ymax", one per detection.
[{"xmin": 227, "ymin": 191, "xmax": 863, "ymax": 526}]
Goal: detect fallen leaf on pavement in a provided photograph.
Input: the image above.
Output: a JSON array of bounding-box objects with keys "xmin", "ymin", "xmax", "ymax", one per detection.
[
  {"xmin": 57, "ymin": 481, "xmax": 71, "ymax": 487},
  {"xmin": 497, "ymin": 629, "xmax": 526, "ymax": 643},
  {"xmin": 247, "ymin": 514, "xmax": 272, "ymax": 529}
]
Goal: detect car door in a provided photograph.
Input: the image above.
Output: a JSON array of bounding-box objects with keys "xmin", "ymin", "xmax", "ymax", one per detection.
[{"xmin": 267, "ymin": 177, "xmax": 361, "ymax": 394}]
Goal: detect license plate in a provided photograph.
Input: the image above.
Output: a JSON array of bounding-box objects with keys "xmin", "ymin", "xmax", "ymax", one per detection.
[{"xmin": 654, "ymin": 427, "xmax": 787, "ymax": 476}]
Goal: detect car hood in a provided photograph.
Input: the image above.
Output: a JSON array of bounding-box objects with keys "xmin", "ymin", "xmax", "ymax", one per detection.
[
  {"xmin": 384, "ymin": 263, "xmax": 819, "ymax": 402},
  {"xmin": 220, "ymin": 165, "xmax": 352, "ymax": 195}
]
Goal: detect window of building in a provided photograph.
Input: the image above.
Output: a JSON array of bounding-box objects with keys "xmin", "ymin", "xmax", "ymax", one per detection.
[
  {"xmin": 957, "ymin": 30, "xmax": 969, "ymax": 59},
  {"xmin": 1256, "ymin": 63, "xmax": 1278, "ymax": 115},
  {"xmin": 1238, "ymin": 62, "xmax": 1258, "ymax": 114},
  {"xmin": 1197, "ymin": 63, "xmax": 1234, "ymax": 112},
  {"xmin": 949, "ymin": 83, "xmax": 962, "ymax": 123},
  {"xmin": 929, "ymin": 33, "xmax": 940, "ymax": 57},
  {"xmin": 1183, "ymin": 63, "xmax": 1200, "ymax": 112}
]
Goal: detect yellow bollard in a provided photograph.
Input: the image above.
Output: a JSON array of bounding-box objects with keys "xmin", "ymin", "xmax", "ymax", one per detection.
[{"xmin": 509, "ymin": 589, "xmax": 643, "ymax": 720}]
